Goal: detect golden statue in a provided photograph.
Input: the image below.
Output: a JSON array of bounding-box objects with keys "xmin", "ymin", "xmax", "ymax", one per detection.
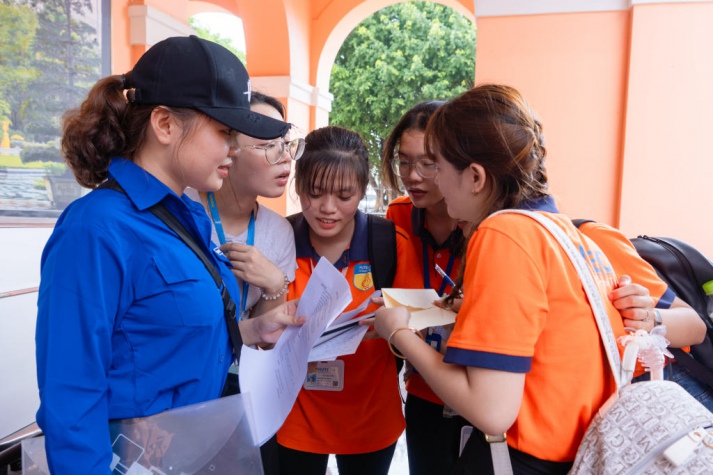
[{"xmin": 1, "ymin": 120, "xmax": 10, "ymax": 149}]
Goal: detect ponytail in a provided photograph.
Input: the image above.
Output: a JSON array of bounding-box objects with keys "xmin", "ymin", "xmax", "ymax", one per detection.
[{"xmin": 62, "ymin": 74, "xmax": 152, "ymax": 188}]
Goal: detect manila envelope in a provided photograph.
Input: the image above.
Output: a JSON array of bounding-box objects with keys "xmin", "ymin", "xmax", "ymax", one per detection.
[{"xmin": 381, "ymin": 288, "xmax": 456, "ymax": 330}]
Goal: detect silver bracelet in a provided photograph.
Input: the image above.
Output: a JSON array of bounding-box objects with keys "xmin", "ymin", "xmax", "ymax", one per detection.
[{"xmin": 261, "ymin": 273, "xmax": 290, "ymax": 300}]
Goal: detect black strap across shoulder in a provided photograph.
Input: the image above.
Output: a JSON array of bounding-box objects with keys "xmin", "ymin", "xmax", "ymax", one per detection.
[{"xmin": 98, "ymin": 179, "xmax": 243, "ymax": 355}]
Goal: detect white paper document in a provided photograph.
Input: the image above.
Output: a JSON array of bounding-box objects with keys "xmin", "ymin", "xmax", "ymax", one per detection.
[
  {"xmin": 382, "ymin": 288, "xmax": 456, "ymax": 330},
  {"xmin": 239, "ymin": 257, "xmax": 352, "ymax": 445},
  {"xmin": 308, "ymin": 312, "xmax": 373, "ymax": 362},
  {"xmin": 307, "ymin": 290, "xmax": 379, "ymax": 361},
  {"xmin": 329, "ymin": 290, "xmax": 380, "ymax": 326}
]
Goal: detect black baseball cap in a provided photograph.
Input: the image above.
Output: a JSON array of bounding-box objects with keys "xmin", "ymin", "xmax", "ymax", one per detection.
[{"xmin": 127, "ymin": 35, "xmax": 290, "ymax": 140}]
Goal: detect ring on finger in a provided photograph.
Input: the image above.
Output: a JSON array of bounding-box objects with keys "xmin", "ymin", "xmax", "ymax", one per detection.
[{"xmin": 644, "ymin": 309, "xmax": 651, "ymax": 322}]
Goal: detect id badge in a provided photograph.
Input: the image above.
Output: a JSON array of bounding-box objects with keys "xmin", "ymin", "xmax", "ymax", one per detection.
[
  {"xmin": 425, "ymin": 332, "xmax": 442, "ymax": 352},
  {"xmin": 304, "ymin": 360, "xmax": 344, "ymax": 391},
  {"xmin": 459, "ymin": 426, "xmax": 474, "ymax": 456}
]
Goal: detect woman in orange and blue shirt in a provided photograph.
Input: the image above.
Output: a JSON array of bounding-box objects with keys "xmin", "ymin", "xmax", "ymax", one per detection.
[
  {"xmin": 277, "ymin": 126, "xmax": 421, "ymax": 475},
  {"xmin": 374, "ymin": 85, "xmax": 628, "ymax": 473},
  {"xmin": 381, "ymin": 101, "xmax": 470, "ymax": 475}
]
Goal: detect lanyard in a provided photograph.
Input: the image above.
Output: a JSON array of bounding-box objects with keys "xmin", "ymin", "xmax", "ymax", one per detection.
[
  {"xmin": 422, "ymin": 241, "xmax": 455, "ymax": 296},
  {"xmin": 206, "ymin": 192, "xmax": 256, "ymax": 319}
]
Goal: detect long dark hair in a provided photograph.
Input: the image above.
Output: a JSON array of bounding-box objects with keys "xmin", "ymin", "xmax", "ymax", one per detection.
[
  {"xmin": 430, "ymin": 84, "xmax": 550, "ymax": 304},
  {"xmin": 425, "ymin": 84, "xmax": 549, "ymax": 226}
]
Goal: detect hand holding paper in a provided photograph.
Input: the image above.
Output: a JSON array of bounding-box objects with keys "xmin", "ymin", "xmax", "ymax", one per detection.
[
  {"xmin": 381, "ymin": 288, "xmax": 456, "ymax": 330},
  {"xmin": 239, "ymin": 257, "xmax": 352, "ymax": 445}
]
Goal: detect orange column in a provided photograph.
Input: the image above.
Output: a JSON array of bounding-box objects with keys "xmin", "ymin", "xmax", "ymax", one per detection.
[{"xmin": 619, "ymin": 2, "xmax": 713, "ymax": 256}]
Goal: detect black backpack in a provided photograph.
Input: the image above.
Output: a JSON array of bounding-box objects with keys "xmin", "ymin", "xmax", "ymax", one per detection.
[{"xmin": 573, "ymin": 219, "xmax": 713, "ymax": 386}]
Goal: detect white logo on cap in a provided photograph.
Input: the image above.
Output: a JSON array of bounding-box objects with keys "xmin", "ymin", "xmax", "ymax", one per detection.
[{"xmin": 245, "ymin": 80, "xmax": 252, "ymax": 102}]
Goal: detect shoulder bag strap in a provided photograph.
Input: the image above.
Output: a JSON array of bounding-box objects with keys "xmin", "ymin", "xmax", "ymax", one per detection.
[
  {"xmin": 494, "ymin": 210, "xmax": 624, "ymax": 386},
  {"xmin": 477, "ymin": 210, "xmax": 625, "ymax": 475}
]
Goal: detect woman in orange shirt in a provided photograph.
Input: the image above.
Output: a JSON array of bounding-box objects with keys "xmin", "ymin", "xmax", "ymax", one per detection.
[
  {"xmin": 277, "ymin": 126, "xmax": 421, "ymax": 475},
  {"xmin": 381, "ymin": 101, "xmax": 469, "ymax": 475},
  {"xmin": 375, "ymin": 84, "xmax": 628, "ymax": 473}
]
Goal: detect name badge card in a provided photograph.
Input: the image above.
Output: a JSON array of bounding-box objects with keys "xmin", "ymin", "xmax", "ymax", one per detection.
[{"xmin": 304, "ymin": 360, "xmax": 344, "ymax": 391}]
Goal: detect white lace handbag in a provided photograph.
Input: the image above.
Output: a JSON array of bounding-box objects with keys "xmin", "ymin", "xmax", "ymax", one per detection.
[{"xmin": 488, "ymin": 210, "xmax": 713, "ymax": 475}]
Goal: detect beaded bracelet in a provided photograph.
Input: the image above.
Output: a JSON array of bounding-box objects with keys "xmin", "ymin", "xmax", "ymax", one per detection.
[
  {"xmin": 387, "ymin": 326, "xmax": 424, "ymax": 359},
  {"xmin": 261, "ymin": 273, "xmax": 290, "ymax": 300}
]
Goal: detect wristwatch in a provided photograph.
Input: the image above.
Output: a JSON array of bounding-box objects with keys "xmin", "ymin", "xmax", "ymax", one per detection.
[{"xmin": 653, "ymin": 309, "xmax": 663, "ymax": 326}]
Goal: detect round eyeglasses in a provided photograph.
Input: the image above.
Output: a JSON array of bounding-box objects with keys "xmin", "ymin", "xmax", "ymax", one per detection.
[
  {"xmin": 390, "ymin": 154, "xmax": 438, "ymax": 179},
  {"xmin": 241, "ymin": 138, "xmax": 305, "ymax": 165}
]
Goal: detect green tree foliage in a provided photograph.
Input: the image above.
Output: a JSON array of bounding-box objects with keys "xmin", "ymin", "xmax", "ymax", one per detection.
[
  {"xmin": 329, "ymin": 1, "xmax": 476, "ymax": 208},
  {"xmin": 0, "ymin": 2, "xmax": 38, "ymax": 124},
  {"xmin": 22, "ymin": 0, "xmax": 101, "ymax": 141},
  {"xmin": 189, "ymin": 17, "xmax": 247, "ymax": 64}
]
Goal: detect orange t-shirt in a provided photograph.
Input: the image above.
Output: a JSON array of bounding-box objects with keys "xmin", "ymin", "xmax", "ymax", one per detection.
[
  {"xmin": 277, "ymin": 211, "xmax": 421, "ymax": 454},
  {"xmin": 386, "ymin": 195, "xmax": 463, "ymax": 404},
  {"xmin": 576, "ymin": 220, "xmax": 674, "ymax": 308},
  {"xmin": 445, "ymin": 211, "xmax": 625, "ymax": 462}
]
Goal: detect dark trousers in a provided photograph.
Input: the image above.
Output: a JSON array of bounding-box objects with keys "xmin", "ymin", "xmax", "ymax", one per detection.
[
  {"xmin": 221, "ymin": 373, "xmax": 279, "ymax": 475},
  {"xmin": 452, "ymin": 426, "xmax": 572, "ymax": 475},
  {"xmin": 405, "ymin": 394, "xmax": 471, "ymax": 475},
  {"xmin": 277, "ymin": 442, "xmax": 397, "ymax": 475}
]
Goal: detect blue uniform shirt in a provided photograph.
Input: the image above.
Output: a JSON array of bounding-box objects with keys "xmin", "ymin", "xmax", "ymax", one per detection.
[{"xmin": 35, "ymin": 158, "xmax": 237, "ymax": 474}]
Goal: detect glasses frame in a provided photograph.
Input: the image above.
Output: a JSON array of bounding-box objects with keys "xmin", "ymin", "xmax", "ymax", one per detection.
[
  {"xmin": 241, "ymin": 138, "xmax": 305, "ymax": 165},
  {"xmin": 390, "ymin": 153, "xmax": 439, "ymax": 179}
]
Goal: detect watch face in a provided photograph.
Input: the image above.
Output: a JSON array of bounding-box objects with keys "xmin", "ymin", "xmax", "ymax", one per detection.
[{"xmin": 654, "ymin": 309, "xmax": 663, "ymax": 326}]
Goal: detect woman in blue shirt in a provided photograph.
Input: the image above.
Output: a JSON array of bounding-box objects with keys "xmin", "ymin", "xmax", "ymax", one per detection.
[{"xmin": 35, "ymin": 36, "xmax": 305, "ymax": 474}]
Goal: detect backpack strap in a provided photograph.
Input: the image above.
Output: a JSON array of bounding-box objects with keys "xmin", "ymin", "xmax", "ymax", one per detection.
[
  {"xmin": 571, "ymin": 218, "xmax": 595, "ymax": 229},
  {"xmin": 367, "ymin": 214, "xmax": 397, "ymax": 289},
  {"xmin": 670, "ymin": 348, "xmax": 713, "ymax": 387}
]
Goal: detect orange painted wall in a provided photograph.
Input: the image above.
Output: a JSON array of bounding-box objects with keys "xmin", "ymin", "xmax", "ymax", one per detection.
[
  {"xmin": 109, "ymin": 1, "xmax": 713, "ymax": 259},
  {"xmin": 475, "ymin": 11, "xmax": 630, "ymax": 227},
  {"xmin": 110, "ymin": 0, "xmax": 134, "ymax": 74},
  {"xmin": 620, "ymin": 2, "xmax": 713, "ymax": 256}
]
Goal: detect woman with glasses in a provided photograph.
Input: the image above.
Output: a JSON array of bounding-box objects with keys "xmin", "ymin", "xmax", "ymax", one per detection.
[
  {"xmin": 185, "ymin": 92, "xmax": 303, "ymax": 475},
  {"xmin": 380, "ymin": 101, "xmax": 469, "ymax": 475},
  {"xmin": 187, "ymin": 92, "xmax": 303, "ymax": 322}
]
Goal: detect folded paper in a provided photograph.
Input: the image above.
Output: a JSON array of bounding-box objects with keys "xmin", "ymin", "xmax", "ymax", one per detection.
[{"xmin": 381, "ymin": 288, "xmax": 456, "ymax": 330}]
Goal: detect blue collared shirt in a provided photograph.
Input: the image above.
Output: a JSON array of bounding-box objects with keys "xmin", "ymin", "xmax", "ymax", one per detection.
[{"xmin": 36, "ymin": 158, "xmax": 237, "ymax": 474}]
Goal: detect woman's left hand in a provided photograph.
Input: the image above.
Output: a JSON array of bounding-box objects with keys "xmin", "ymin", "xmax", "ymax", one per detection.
[{"xmin": 609, "ymin": 274, "xmax": 656, "ymax": 331}]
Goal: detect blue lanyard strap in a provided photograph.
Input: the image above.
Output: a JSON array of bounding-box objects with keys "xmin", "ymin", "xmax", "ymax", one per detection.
[
  {"xmin": 422, "ymin": 241, "xmax": 456, "ymax": 296},
  {"xmin": 241, "ymin": 211, "xmax": 255, "ymax": 318},
  {"xmin": 206, "ymin": 192, "xmax": 256, "ymax": 319},
  {"xmin": 206, "ymin": 192, "xmax": 227, "ymax": 245}
]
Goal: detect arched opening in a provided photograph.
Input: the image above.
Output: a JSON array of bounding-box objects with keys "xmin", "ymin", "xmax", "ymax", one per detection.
[{"xmin": 323, "ymin": 1, "xmax": 476, "ymax": 213}]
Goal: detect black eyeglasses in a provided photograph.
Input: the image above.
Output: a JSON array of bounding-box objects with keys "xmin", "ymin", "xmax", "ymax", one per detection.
[
  {"xmin": 241, "ymin": 138, "xmax": 305, "ymax": 164},
  {"xmin": 391, "ymin": 152, "xmax": 438, "ymax": 179}
]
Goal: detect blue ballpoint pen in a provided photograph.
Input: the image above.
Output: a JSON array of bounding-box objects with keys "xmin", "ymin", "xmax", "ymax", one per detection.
[{"xmin": 435, "ymin": 264, "xmax": 456, "ymax": 288}]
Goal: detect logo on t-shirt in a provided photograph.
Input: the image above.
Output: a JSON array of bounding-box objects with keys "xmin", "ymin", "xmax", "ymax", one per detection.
[{"xmin": 353, "ymin": 264, "xmax": 374, "ymax": 291}]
